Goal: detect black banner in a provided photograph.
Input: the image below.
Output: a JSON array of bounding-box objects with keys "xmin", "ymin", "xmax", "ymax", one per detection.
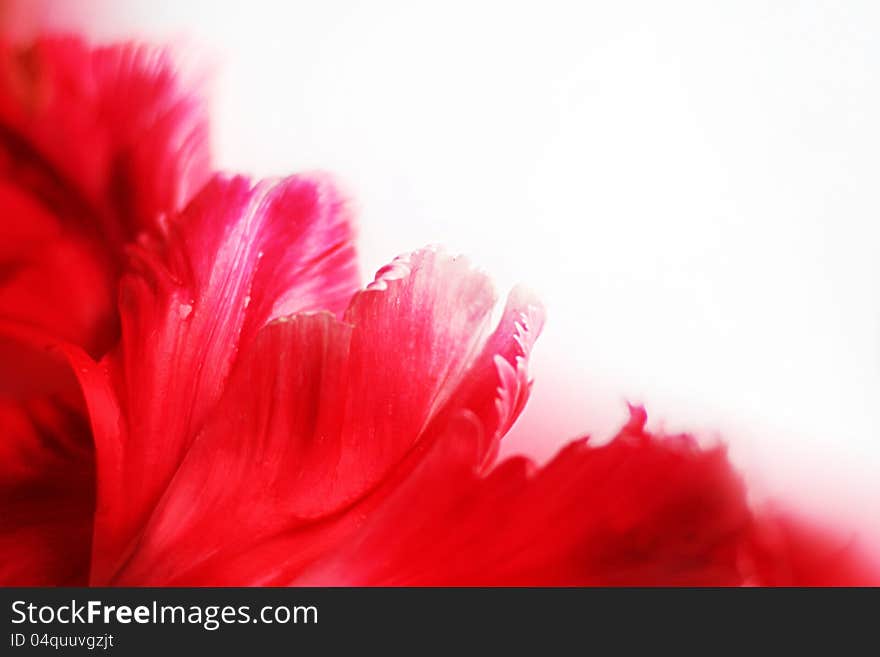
[{"xmin": 1, "ymin": 587, "xmax": 875, "ymax": 653}]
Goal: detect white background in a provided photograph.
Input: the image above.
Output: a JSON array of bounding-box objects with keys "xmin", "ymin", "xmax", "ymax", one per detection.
[{"xmin": 12, "ymin": 0, "xmax": 880, "ymax": 541}]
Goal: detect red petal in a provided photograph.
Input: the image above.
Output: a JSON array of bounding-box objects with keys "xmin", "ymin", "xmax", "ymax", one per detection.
[
  {"xmin": 0, "ymin": 181, "xmax": 116, "ymax": 360},
  {"xmin": 436, "ymin": 284, "xmax": 545, "ymax": 468},
  {"xmin": 0, "ymin": 37, "xmax": 210, "ymax": 586},
  {"xmin": 743, "ymin": 512, "xmax": 880, "ymax": 586},
  {"xmin": 0, "ymin": 37, "xmax": 210, "ymax": 245},
  {"xmin": 102, "ymin": 251, "xmax": 539, "ymax": 584},
  {"xmin": 294, "ymin": 407, "xmax": 752, "ymax": 585},
  {"xmin": 0, "ymin": 395, "xmax": 94, "ymax": 585},
  {"xmin": 78, "ymin": 174, "xmax": 359, "ymax": 583},
  {"xmin": 0, "ymin": 37, "xmax": 210, "ymax": 389}
]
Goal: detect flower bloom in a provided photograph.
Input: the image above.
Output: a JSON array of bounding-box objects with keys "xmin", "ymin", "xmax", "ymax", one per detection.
[
  {"xmin": 0, "ymin": 37, "xmax": 208, "ymax": 584},
  {"xmin": 68, "ymin": 173, "xmax": 752, "ymax": 585},
  {"xmin": 2, "ymin": 37, "xmax": 878, "ymax": 586},
  {"xmin": 64, "ymin": 174, "xmax": 878, "ymax": 586}
]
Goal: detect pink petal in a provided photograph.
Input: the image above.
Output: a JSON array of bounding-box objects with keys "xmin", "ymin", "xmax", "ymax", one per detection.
[
  {"xmin": 103, "ymin": 250, "xmax": 544, "ymax": 583},
  {"xmin": 76, "ymin": 174, "xmax": 359, "ymax": 583}
]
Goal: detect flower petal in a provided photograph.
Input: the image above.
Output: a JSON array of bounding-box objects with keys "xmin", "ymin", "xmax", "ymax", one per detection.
[
  {"xmin": 743, "ymin": 511, "xmax": 880, "ymax": 586},
  {"xmin": 296, "ymin": 407, "xmax": 753, "ymax": 585},
  {"xmin": 78, "ymin": 174, "xmax": 359, "ymax": 583},
  {"xmin": 0, "ymin": 37, "xmax": 209, "ymax": 245},
  {"xmin": 0, "ymin": 36, "xmax": 210, "ymax": 394},
  {"xmin": 0, "ymin": 394, "xmax": 94, "ymax": 585},
  {"xmin": 101, "ymin": 251, "xmax": 543, "ymax": 583},
  {"xmin": 0, "ymin": 182, "xmax": 116, "ymax": 362},
  {"xmin": 435, "ymin": 284, "xmax": 545, "ymax": 468}
]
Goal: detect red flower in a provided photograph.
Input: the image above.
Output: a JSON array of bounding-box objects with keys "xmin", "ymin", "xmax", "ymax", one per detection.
[
  {"xmin": 62, "ymin": 174, "xmax": 877, "ymax": 586},
  {"xmin": 1, "ymin": 37, "xmax": 877, "ymax": 586},
  {"xmin": 0, "ymin": 37, "xmax": 209, "ymax": 584}
]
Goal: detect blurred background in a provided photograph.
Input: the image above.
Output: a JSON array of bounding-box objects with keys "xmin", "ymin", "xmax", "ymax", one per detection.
[{"xmin": 5, "ymin": 0, "xmax": 879, "ymax": 542}]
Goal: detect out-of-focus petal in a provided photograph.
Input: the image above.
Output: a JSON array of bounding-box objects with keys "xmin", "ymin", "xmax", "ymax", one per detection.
[
  {"xmin": 0, "ymin": 181, "xmax": 115, "ymax": 360},
  {"xmin": 0, "ymin": 37, "xmax": 210, "ymax": 245},
  {"xmin": 295, "ymin": 407, "xmax": 751, "ymax": 586},
  {"xmin": 743, "ymin": 511, "xmax": 880, "ymax": 586},
  {"xmin": 0, "ymin": 36, "xmax": 211, "ymax": 383},
  {"xmin": 0, "ymin": 395, "xmax": 94, "ymax": 585},
  {"xmin": 75, "ymin": 174, "xmax": 359, "ymax": 583}
]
